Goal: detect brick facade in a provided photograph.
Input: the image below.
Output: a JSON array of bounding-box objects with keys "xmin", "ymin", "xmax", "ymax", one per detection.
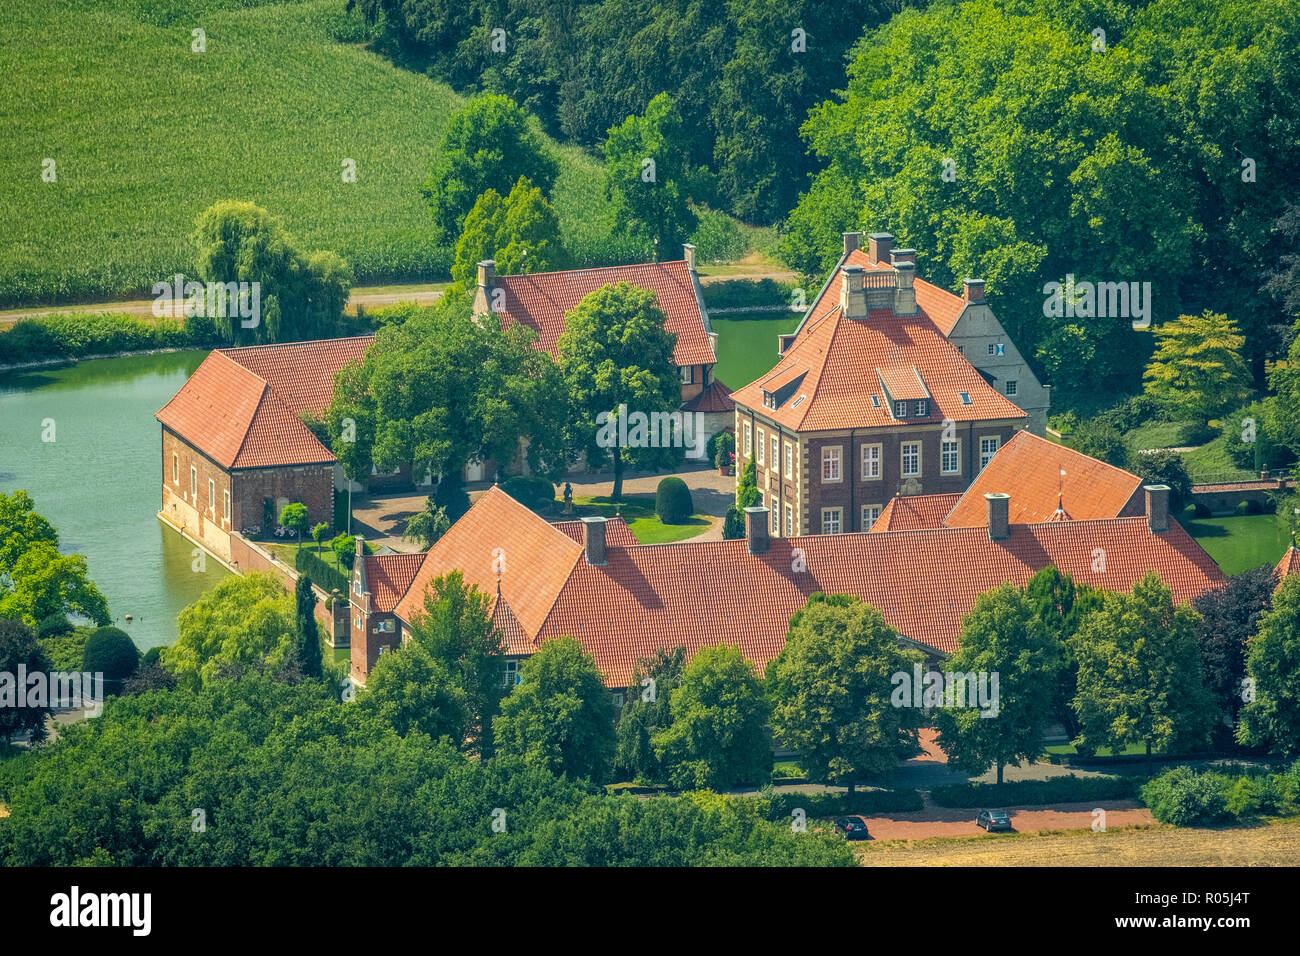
[{"xmin": 161, "ymin": 427, "xmax": 236, "ymax": 562}]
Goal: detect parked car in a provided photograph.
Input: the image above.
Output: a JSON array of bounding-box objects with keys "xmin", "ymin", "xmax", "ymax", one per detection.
[
  {"xmin": 834, "ymin": 816, "xmax": 871, "ymax": 840},
  {"xmin": 976, "ymin": 809, "xmax": 1013, "ymax": 832}
]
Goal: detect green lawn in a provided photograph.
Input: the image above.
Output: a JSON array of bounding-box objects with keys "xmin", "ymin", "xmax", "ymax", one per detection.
[
  {"xmin": 1181, "ymin": 434, "xmax": 1258, "ymax": 483},
  {"xmin": 1124, "ymin": 419, "xmax": 1214, "ymax": 453},
  {"xmin": 0, "ymin": 0, "xmax": 616, "ymax": 306},
  {"xmin": 571, "ymin": 495, "xmax": 713, "ymax": 544},
  {"xmin": 711, "ymin": 313, "xmax": 801, "ymax": 391},
  {"xmin": 1184, "ymin": 513, "xmax": 1291, "ymax": 575}
]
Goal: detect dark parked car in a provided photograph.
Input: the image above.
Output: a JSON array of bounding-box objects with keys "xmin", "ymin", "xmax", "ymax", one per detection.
[
  {"xmin": 976, "ymin": 809, "xmax": 1013, "ymax": 832},
  {"xmin": 834, "ymin": 816, "xmax": 871, "ymax": 840}
]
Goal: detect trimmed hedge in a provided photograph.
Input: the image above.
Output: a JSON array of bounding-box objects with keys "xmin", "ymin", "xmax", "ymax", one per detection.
[
  {"xmin": 931, "ymin": 774, "xmax": 1142, "ymax": 808},
  {"xmin": 655, "ymin": 477, "xmax": 694, "ymax": 524},
  {"xmin": 296, "ymin": 547, "xmax": 349, "ymax": 595},
  {"xmin": 756, "ymin": 787, "xmax": 924, "ymax": 820}
]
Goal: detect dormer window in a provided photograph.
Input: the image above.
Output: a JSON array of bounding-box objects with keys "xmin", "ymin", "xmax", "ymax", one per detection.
[
  {"xmin": 914, "ymin": 399, "xmax": 929, "ymax": 417},
  {"xmin": 959, "ymin": 392, "xmax": 972, "ymax": 405},
  {"xmin": 894, "ymin": 400, "xmax": 908, "ymax": 419}
]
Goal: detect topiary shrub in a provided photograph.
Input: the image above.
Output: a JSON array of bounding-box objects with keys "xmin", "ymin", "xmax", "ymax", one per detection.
[
  {"xmin": 722, "ymin": 507, "xmax": 746, "ymax": 539},
  {"xmin": 1140, "ymin": 766, "xmax": 1231, "ymax": 826},
  {"xmin": 500, "ymin": 475, "xmax": 557, "ymax": 511},
  {"xmin": 655, "ymin": 477, "xmax": 693, "ymax": 524},
  {"xmin": 37, "ymin": 614, "xmax": 73, "ymax": 639},
  {"xmin": 82, "ymin": 626, "xmax": 141, "ymax": 691}
]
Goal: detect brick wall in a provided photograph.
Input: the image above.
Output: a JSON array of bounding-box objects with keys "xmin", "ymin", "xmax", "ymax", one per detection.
[
  {"xmin": 231, "ymin": 462, "xmax": 334, "ymax": 535},
  {"xmin": 161, "ymin": 427, "xmax": 234, "ymax": 562},
  {"xmin": 349, "ymin": 608, "xmax": 401, "ymax": 683}
]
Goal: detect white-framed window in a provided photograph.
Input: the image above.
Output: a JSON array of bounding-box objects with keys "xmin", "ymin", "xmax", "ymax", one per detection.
[
  {"xmin": 959, "ymin": 391, "xmax": 972, "ymax": 405},
  {"xmin": 987, "ymin": 343, "xmax": 996, "ymax": 355},
  {"xmin": 223, "ymin": 489, "xmax": 231, "ymax": 522},
  {"xmin": 894, "ymin": 400, "xmax": 908, "ymax": 419},
  {"xmin": 980, "ymin": 436, "xmax": 1000, "ymax": 470},
  {"xmin": 1006, "ymin": 380, "xmax": 1018, "ymax": 396},
  {"xmin": 757, "ymin": 429, "xmax": 765, "ymax": 465},
  {"xmin": 355, "ymin": 613, "xmax": 363, "ymax": 629},
  {"xmin": 611, "ymin": 691, "xmax": 626, "ymax": 709},
  {"xmin": 784, "ymin": 503, "xmax": 794, "ymax": 536},
  {"xmin": 784, "ymin": 442, "xmax": 794, "ymax": 478},
  {"xmin": 502, "ymin": 659, "xmax": 523, "ymax": 688},
  {"xmin": 172, "ymin": 453, "xmax": 178, "ymax": 484},
  {"xmin": 190, "ymin": 466, "xmax": 197, "ymax": 500},
  {"xmin": 374, "ymin": 619, "xmax": 395, "ymax": 633},
  {"xmin": 821, "ymin": 507, "xmax": 842, "ymax": 534},
  {"xmin": 771, "ymin": 503, "xmax": 780, "ymax": 534},
  {"xmin": 862, "ymin": 504, "xmax": 882, "ymax": 529},
  {"xmin": 941, "ymin": 439, "xmax": 960, "ymax": 475},
  {"xmin": 208, "ymin": 478, "xmax": 215, "ymax": 512},
  {"xmin": 996, "ymin": 343, "xmax": 1006, "ymax": 356},
  {"xmin": 743, "ymin": 421, "xmax": 752, "ymax": 458},
  {"xmin": 681, "ymin": 365, "xmax": 694, "ymax": 385},
  {"xmin": 902, "ymin": 441, "xmax": 921, "ymax": 477},
  {"xmin": 822, "ymin": 446, "xmax": 842, "ymax": 482},
  {"xmin": 914, "ymin": 399, "xmax": 929, "ymax": 417},
  {"xmin": 862, "ymin": 443, "xmax": 881, "ymax": 480},
  {"xmin": 771, "ymin": 436, "xmax": 779, "ymax": 471}
]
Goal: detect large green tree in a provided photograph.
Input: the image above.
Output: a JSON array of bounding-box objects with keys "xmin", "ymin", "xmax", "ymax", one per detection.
[
  {"xmin": 557, "ymin": 282, "xmax": 681, "ymax": 499},
  {"xmin": 0, "ymin": 619, "xmax": 52, "ymax": 744},
  {"xmin": 767, "ymin": 593, "xmax": 923, "ymax": 794},
  {"xmin": 493, "ymin": 636, "xmax": 616, "ymax": 782},
  {"xmin": 1143, "ymin": 312, "xmax": 1251, "ymax": 422},
  {"xmin": 1071, "ymin": 572, "xmax": 1216, "ymax": 772},
  {"xmin": 1194, "ymin": 564, "xmax": 1275, "ymax": 746},
  {"xmin": 652, "ymin": 644, "xmax": 771, "ymax": 790},
  {"xmin": 602, "ymin": 93, "xmax": 697, "ymax": 255},
  {"xmin": 163, "ymin": 573, "xmax": 297, "ymax": 689},
  {"xmin": 451, "ymin": 177, "xmax": 565, "ymax": 286},
  {"xmin": 423, "ymin": 94, "xmax": 559, "ymax": 243},
  {"xmin": 293, "ymin": 574, "xmax": 324, "ymax": 680},
  {"xmin": 360, "ymin": 642, "xmax": 469, "ymax": 745},
  {"xmin": 1237, "ymin": 575, "xmax": 1300, "ymax": 756},
  {"xmin": 613, "ymin": 646, "xmax": 686, "ymax": 784},
  {"xmin": 932, "ymin": 583, "xmax": 1059, "ymax": 783}
]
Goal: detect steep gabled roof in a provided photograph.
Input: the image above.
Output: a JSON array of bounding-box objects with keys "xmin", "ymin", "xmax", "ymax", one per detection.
[
  {"xmin": 682, "ymin": 377, "xmax": 735, "ymax": 413},
  {"xmin": 553, "ymin": 517, "xmax": 639, "ymax": 547},
  {"xmin": 360, "ymin": 552, "xmax": 425, "ymax": 613},
  {"xmin": 871, "ymin": 494, "xmax": 962, "ymax": 532},
  {"xmin": 492, "ymin": 260, "xmax": 716, "ymax": 367},
  {"xmin": 1276, "ymin": 546, "xmax": 1300, "ymax": 588},
  {"xmin": 945, "ymin": 431, "xmax": 1145, "ymax": 528},
  {"xmin": 157, "ymin": 336, "xmax": 376, "ymax": 469}
]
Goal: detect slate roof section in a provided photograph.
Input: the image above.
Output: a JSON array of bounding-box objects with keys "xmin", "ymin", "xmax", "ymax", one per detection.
[
  {"xmin": 394, "ymin": 487, "xmax": 1225, "ymax": 687},
  {"xmin": 492, "ymin": 260, "xmax": 716, "ymax": 367},
  {"xmin": 945, "ymin": 431, "xmax": 1145, "ymax": 528},
  {"xmin": 157, "ymin": 336, "xmax": 375, "ymax": 470}
]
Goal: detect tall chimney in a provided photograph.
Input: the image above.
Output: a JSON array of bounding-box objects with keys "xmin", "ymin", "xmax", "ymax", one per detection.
[
  {"xmin": 963, "ymin": 278, "xmax": 986, "ymax": 303},
  {"xmin": 840, "ymin": 263, "xmax": 867, "ymax": 319},
  {"xmin": 894, "ymin": 261, "xmax": 917, "ymax": 316},
  {"xmin": 744, "ymin": 506, "xmax": 770, "ymax": 555},
  {"xmin": 353, "ymin": 536, "xmax": 369, "ymax": 612},
  {"xmin": 843, "ymin": 232, "xmax": 862, "ymax": 256},
  {"xmin": 890, "ymin": 248, "xmax": 917, "ymax": 265},
  {"xmin": 985, "ymin": 493, "xmax": 1010, "ymax": 541},
  {"xmin": 474, "ymin": 259, "xmax": 496, "ymax": 315},
  {"xmin": 867, "ymin": 232, "xmax": 894, "ymax": 265},
  {"xmin": 683, "ymin": 243, "xmax": 697, "ymax": 273},
  {"xmin": 580, "ymin": 516, "xmax": 608, "ymax": 566},
  {"xmin": 1145, "ymin": 484, "xmax": 1170, "ymax": 533}
]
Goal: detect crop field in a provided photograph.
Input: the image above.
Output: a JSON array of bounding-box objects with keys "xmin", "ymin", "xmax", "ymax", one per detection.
[
  {"xmin": 856, "ymin": 818, "xmax": 1300, "ymax": 866},
  {"xmin": 0, "ymin": 0, "xmax": 617, "ymax": 307}
]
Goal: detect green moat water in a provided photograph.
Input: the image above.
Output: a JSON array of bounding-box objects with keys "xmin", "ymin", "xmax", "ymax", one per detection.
[{"xmin": 0, "ymin": 351, "xmax": 228, "ymax": 650}]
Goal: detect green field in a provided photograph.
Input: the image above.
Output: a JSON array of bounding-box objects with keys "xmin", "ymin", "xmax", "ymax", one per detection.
[
  {"xmin": 711, "ymin": 312, "xmax": 801, "ymax": 391},
  {"xmin": 1184, "ymin": 513, "xmax": 1291, "ymax": 575},
  {"xmin": 0, "ymin": 0, "xmax": 619, "ymax": 307}
]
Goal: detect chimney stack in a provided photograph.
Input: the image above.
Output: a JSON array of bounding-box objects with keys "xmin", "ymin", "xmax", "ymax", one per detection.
[
  {"xmin": 744, "ymin": 506, "xmax": 770, "ymax": 555},
  {"xmin": 580, "ymin": 516, "xmax": 608, "ymax": 566},
  {"xmin": 963, "ymin": 278, "xmax": 986, "ymax": 303},
  {"xmin": 890, "ymin": 248, "xmax": 917, "ymax": 266},
  {"xmin": 985, "ymin": 493, "xmax": 1010, "ymax": 541},
  {"xmin": 894, "ymin": 261, "xmax": 917, "ymax": 316},
  {"xmin": 683, "ymin": 243, "xmax": 697, "ymax": 274},
  {"xmin": 474, "ymin": 259, "xmax": 496, "ymax": 315},
  {"xmin": 840, "ymin": 263, "xmax": 868, "ymax": 319},
  {"xmin": 868, "ymin": 232, "xmax": 894, "ymax": 265},
  {"xmin": 1145, "ymin": 484, "xmax": 1170, "ymax": 533},
  {"xmin": 843, "ymin": 232, "xmax": 862, "ymax": 256}
]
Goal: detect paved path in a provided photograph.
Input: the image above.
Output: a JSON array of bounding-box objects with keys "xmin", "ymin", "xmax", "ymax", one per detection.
[{"xmin": 853, "ymin": 801, "xmax": 1154, "ymax": 842}]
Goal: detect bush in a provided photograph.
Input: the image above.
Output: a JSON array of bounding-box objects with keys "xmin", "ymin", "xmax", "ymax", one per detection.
[
  {"xmin": 1223, "ymin": 399, "xmax": 1292, "ymax": 471},
  {"xmin": 1224, "ymin": 777, "xmax": 1261, "ymax": 818},
  {"xmin": 1140, "ymin": 767, "xmax": 1231, "ymax": 826},
  {"xmin": 756, "ymin": 786, "xmax": 923, "ymax": 820},
  {"xmin": 1132, "ymin": 450, "xmax": 1192, "ymax": 512},
  {"xmin": 1094, "ymin": 395, "xmax": 1164, "ymax": 433},
  {"xmin": 331, "ymin": 534, "xmax": 357, "ymax": 571},
  {"xmin": 500, "ymin": 475, "xmax": 556, "ymax": 512},
  {"xmin": 700, "ymin": 278, "xmax": 800, "ymax": 311},
  {"xmin": 1071, "ymin": 420, "xmax": 1130, "ymax": 469},
  {"xmin": 0, "ymin": 312, "xmax": 222, "ymax": 367},
  {"xmin": 81, "ymin": 626, "xmax": 140, "ymax": 690},
  {"xmin": 722, "ymin": 507, "xmax": 746, "ymax": 540},
  {"xmin": 296, "ymin": 548, "xmax": 349, "ymax": 595},
  {"xmin": 38, "ymin": 627, "xmax": 90, "ymax": 672},
  {"xmin": 37, "ymin": 614, "xmax": 72, "ymax": 640},
  {"xmin": 931, "ymin": 774, "xmax": 1141, "ymax": 808},
  {"xmin": 711, "ymin": 431, "xmax": 735, "ymax": 469},
  {"xmin": 655, "ymin": 477, "xmax": 693, "ymax": 524}
]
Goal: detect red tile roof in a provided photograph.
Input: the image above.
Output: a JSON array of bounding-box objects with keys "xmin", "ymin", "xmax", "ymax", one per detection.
[
  {"xmin": 360, "ymin": 552, "xmax": 425, "ymax": 613},
  {"xmin": 871, "ymin": 494, "xmax": 962, "ymax": 532},
  {"xmin": 730, "ymin": 250, "xmax": 1023, "ymax": 432},
  {"xmin": 945, "ymin": 431, "xmax": 1144, "ymax": 528},
  {"xmin": 492, "ymin": 260, "xmax": 716, "ymax": 367},
  {"xmin": 392, "ymin": 486, "xmax": 1225, "ymax": 687},
  {"xmin": 682, "ymin": 378, "xmax": 735, "ymax": 413},
  {"xmin": 1276, "ymin": 546, "xmax": 1300, "ymax": 586},
  {"xmin": 157, "ymin": 336, "xmax": 375, "ymax": 470},
  {"xmin": 553, "ymin": 517, "xmax": 639, "ymax": 547}
]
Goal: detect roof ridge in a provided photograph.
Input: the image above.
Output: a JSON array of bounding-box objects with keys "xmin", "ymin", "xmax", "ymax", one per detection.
[
  {"xmin": 795, "ymin": 306, "xmax": 846, "ymax": 429},
  {"xmin": 497, "ymin": 260, "xmax": 684, "ymax": 283}
]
